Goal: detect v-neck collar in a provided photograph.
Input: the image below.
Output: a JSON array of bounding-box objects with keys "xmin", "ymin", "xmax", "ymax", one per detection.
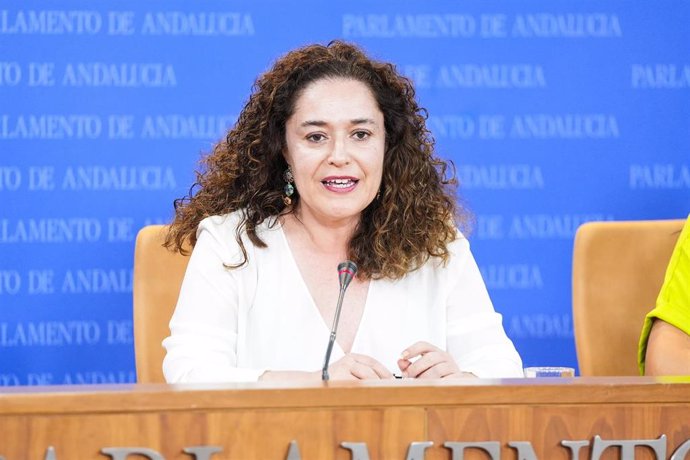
[{"xmin": 275, "ymin": 221, "xmax": 372, "ymax": 355}]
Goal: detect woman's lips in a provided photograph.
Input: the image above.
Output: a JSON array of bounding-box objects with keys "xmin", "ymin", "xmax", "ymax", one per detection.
[{"xmin": 321, "ymin": 176, "xmax": 359, "ymax": 192}]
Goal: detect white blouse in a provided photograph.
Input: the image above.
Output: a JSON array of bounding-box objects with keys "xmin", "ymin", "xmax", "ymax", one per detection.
[{"xmin": 162, "ymin": 212, "xmax": 523, "ymax": 382}]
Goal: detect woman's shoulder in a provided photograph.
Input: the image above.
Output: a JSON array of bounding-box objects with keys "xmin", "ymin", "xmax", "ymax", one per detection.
[
  {"xmin": 679, "ymin": 213, "xmax": 690, "ymax": 250},
  {"xmin": 195, "ymin": 210, "xmax": 281, "ymax": 256},
  {"xmin": 197, "ymin": 210, "xmax": 279, "ymax": 236},
  {"xmin": 449, "ymin": 228, "xmax": 469, "ymax": 248},
  {"xmin": 196, "ymin": 211, "xmax": 243, "ymax": 245},
  {"xmin": 441, "ymin": 228, "xmax": 471, "ymax": 264},
  {"xmin": 664, "ymin": 213, "xmax": 690, "ymax": 289},
  {"xmin": 662, "ymin": 214, "xmax": 690, "ymax": 281},
  {"xmin": 407, "ymin": 229, "xmax": 472, "ymax": 277}
]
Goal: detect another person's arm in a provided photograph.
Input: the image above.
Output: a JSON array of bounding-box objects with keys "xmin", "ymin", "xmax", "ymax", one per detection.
[
  {"xmin": 639, "ymin": 214, "xmax": 690, "ymax": 376},
  {"xmin": 645, "ymin": 319, "xmax": 690, "ymax": 376}
]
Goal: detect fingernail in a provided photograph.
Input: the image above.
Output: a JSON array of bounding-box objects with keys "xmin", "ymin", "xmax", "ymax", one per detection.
[{"xmin": 400, "ymin": 350, "xmax": 409, "ymax": 359}]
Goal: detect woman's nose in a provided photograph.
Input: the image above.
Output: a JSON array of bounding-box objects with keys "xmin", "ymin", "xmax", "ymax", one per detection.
[{"xmin": 327, "ymin": 137, "xmax": 351, "ymax": 166}]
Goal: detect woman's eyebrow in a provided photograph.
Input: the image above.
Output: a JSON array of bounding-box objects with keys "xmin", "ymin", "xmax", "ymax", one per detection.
[
  {"xmin": 300, "ymin": 120, "xmax": 327, "ymax": 128},
  {"xmin": 299, "ymin": 118, "xmax": 377, "ymax": 128},
  {"xmin": 351, "ymin": 118, "xmax": 377, "ymax": 125}
]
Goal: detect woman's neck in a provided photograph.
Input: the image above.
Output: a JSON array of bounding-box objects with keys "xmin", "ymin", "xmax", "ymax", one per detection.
[{"xmin": 283, "ymin": 207, "xmax": 359, "ymax": 255}]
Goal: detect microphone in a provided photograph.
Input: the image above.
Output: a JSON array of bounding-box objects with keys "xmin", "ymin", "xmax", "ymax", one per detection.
[{"xmin": 322, "ymin": 260, "xmax": 358, "ymax": 381}]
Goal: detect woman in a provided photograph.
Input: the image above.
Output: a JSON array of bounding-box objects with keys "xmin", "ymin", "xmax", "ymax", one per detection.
[
  {"xmin": 639, "ymin": 214, "xmax": 690, "ymax": 375},
  {"xmin": 162, "ymin": 41, "xmax": 523, "ymax": 382}
]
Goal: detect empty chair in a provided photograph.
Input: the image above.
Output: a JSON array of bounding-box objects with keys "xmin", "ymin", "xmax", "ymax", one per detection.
[{"xmin": 133, "ymin": 225, "xmax": 190, "ymax": 383}]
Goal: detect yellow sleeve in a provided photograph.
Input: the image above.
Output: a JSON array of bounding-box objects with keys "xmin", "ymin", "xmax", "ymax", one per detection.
[{"xmin": 638, "ymin": 214, "xmax": 690, "ymax": 375}]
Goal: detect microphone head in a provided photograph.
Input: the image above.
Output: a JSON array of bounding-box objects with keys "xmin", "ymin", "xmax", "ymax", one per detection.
[{"xmin": 337, "ymin": 261, "xmax": 358, "ymax": 291}]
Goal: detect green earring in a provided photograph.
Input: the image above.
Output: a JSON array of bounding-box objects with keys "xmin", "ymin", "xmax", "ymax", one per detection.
[{"xmin": 283, "ymin": 166, "xmax": 294, "ymax": 206}]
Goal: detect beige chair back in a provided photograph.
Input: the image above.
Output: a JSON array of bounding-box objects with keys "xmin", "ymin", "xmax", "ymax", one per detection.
[
  {"xmin": 572, "ymin": 219, "xmax": 684, "ymax": 376},
  {"xmin": 133, "ymin": 225, "xmax": 190, "ymax": 383}
]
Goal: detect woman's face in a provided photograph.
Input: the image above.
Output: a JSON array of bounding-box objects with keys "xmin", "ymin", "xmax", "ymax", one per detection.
[{"xmin": 284, "ymin": 78, "xmax": 385, "ymax": 226}]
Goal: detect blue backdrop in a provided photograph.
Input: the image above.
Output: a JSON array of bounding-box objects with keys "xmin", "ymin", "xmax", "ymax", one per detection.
[{"xmin": 1, "ymin": 1, "xmax": 688, "ymax": 385}]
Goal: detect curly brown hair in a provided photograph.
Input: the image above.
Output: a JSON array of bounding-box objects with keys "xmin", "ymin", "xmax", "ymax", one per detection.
[{"xmin": 165, "ymin": 40, "xmax": 469, "ymax": 280}]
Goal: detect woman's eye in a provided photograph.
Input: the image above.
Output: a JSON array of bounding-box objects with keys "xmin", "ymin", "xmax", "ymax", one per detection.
[
  {"xmin": 306, "ymin": 133, "xmax": 326, "ymax": 142},
  {"xmin": 353, "ymin": 130, "xmax": 370, "ymax": 140}
]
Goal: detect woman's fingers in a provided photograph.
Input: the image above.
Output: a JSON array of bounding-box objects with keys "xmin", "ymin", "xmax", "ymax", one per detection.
[
  {"xmin": 329, "ymin": 353, "xmax": 394, "ymax": 380},
  {"xmin": 399, "ymin": 341, "xmax": 467, "ymax": 379},
  {"xmin": 350, "ymin": 361, "xmax": 381, "ymax": 379},
  {"xmin": 404, "ymin": 351, "xmax": 449, "ymax": 378},
  {"xmin": 399, "ymin": 341, "xmax": 444, "ymax": 377},
  {"xmin": 348, "ymin": 353, "xmax": 394, "ymax": 379},
  {"xmin": 400, "ymin": 341, "xmax": 438, "ymax": 360},
  {"xmin": 327, "ymin": 346, "xmax": 470, "ymax": 380},
  {"xmin": 416, "ymin": 360, "xmax": 457, "ymax": 379}
]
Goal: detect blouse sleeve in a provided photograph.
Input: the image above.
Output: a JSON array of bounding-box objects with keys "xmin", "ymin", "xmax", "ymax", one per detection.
[
  {"xmin": 638, "ymin": 214, "xmax": 690, "ymax": 374},
  {"xmin": 162, "ymin": 216, "xmax": 265, "ymax": 383},
  {"xmin": 445, "ymin": 236, "xmax": 524, "ymax": 378}
]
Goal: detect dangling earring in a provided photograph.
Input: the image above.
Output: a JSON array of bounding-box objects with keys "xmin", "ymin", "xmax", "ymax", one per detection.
[{"xmin": 283, "ymin": 166, "xmax": 295, "ymax": 206}]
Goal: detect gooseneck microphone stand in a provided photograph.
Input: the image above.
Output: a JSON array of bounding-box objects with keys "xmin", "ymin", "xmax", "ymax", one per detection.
[{"xmin": 322, "ymin": 261, "xmax": 358, "ymax": 381}]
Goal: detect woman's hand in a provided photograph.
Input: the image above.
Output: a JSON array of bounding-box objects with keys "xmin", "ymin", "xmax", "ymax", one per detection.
[
  {"xmin": 259, "ymin": 353, "xmax": 393, "ymax": 381},
  {"xmin": 327, "ymin": 353, "xmax": 394, "ymax": 380},
  {"xmin": 398, "ymin": 341, "xmax": 475, "ymax": 379}
]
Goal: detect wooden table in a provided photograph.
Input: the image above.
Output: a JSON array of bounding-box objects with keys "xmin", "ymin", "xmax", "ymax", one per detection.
[{"xmin": 1, "ymin": 377, "xmax": 689, "ymax": 459}]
